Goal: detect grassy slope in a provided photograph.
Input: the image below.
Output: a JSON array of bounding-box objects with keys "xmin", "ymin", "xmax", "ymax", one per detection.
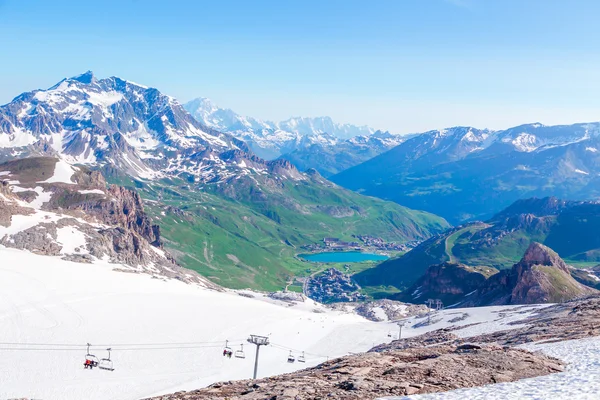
[
  {"xmin": 107, "ymin": 174, "xmax": 449, "ymax": 290},
  {"xmin": 357, "ymin": 207, "xmax": 600, "ymax": 296}
]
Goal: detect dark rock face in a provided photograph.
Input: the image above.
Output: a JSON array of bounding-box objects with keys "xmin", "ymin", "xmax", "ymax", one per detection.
[
  {"xmin": 394, "ymin": 262, "xmax": 497, "ymax": 305},
  {"xmin": 465, "ymin": 243, "xmax": 597, "ymax": 306}
]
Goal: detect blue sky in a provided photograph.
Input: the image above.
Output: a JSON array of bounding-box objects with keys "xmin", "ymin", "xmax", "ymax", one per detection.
[{"xmin": 1, "ymin": 0, "xmax": 600, "ymax": 133}]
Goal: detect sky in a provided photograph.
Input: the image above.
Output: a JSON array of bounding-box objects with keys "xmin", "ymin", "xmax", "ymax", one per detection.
[{"xmin": 1, "ymin": 0, "xmax": 600, "ymax": 134}]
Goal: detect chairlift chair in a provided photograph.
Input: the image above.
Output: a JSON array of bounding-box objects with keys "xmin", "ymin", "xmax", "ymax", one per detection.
[
  {"xmin": 84, "ymin": 343, "xmax": 99, "ymax": 369},
  {"xmin": 298, "ymin": 351, "xmax": 306, "ymax": 363},
  {"xmin": 99, "ymin": 348, "xmax": 115, "ymax": 371},
  {"xmin": 223, "ymin": 340, "xmax": 233, "ymax": 358},
  {"xmin": 287, "ymin": 350, "xmax": 295, "ymax": 363},
  {"xmin": 234, "ymin": 344, "xmax": 245, "ymax": 359}
]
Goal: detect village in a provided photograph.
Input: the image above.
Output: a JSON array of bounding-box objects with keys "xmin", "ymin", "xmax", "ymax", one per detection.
[{"xmin": 300, "ymin": 235, "xmax": 421, "ymax": 253}]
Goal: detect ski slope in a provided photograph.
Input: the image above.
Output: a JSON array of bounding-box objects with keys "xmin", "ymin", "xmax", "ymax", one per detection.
[{"xmin": 0, "ymin": 246, "xmax": 392, "ymax": 400}]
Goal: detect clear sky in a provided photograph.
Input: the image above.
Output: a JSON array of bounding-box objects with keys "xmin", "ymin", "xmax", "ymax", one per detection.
[{"xmin": 1, "ymin": 0, "xmax": 600, "ymax": 133}]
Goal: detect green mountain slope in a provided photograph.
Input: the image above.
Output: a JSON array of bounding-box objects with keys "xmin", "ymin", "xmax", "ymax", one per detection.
[
  {"xmin": 355, "ymin": 197, "xmax": 600, "ymax": 293},
  {"xmin": 108, "ymin": 171, "xmax": 449, "ymax": 291}
]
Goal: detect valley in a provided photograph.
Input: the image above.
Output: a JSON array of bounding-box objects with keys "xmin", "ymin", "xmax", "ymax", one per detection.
[{"xmin": 5, "ymin": 3, "xmax": 600, "ymax": 400}]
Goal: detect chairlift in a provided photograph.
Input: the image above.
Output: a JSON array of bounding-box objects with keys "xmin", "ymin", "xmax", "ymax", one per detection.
[
  {"xmin": 84, "ymin": 343, "xmax": 99, "ymax": 369},
  {"xmin": 223, "ymin": 340, "xmax": 233, "ymax": 358},
  {"xmin": 387, "ymin": 331, "xmax": 392, "ymax": 338},
  {"xmin": 99, "ymin": 348, "xmax": 114, "ymax": 371},
  {"xmin": 287, "ymin": 350, "xmax": 295, "ymax": 363},
  {"xmin": 298, "ymin": 351, "xmax": 306, "ymax": 363},
  {"xmin": 234, "ymin": 344, "xmax": 245, "ymax": 359}
]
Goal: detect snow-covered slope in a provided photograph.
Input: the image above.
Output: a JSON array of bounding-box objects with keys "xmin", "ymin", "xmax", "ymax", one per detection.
[
  {"xmin": 0, "ymin": 247, "xmax": 392, "ymax": 400},
  {"xmin": 184, "ymin": 97, "xmax": 401, "ymax": 161}
]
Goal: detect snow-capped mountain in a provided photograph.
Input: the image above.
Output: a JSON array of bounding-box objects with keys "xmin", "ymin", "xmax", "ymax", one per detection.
[
  {"xmin": 0, "ymin": 71, "xmax": 307, "ymax": 184},
  {"xmin": 183, "ymin": 97, "xmax": 396, "ymax": 161},
  {"xmin": 333, "ymin": 122, "xmax": 600, "ymax": 223}
]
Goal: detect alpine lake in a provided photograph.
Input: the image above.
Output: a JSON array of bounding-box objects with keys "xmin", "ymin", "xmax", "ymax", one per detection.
[{"xmin": 299, "ymin": 251, "xmax": 389, "ymax": 263}]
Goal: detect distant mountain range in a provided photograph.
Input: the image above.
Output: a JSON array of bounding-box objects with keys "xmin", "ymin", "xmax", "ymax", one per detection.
[
  {"xmin": 184, "ymin": 97, "xmax": 405, "ymax": 176},
  {"xmin": 0, "ymin": 71, "xmax": 449, "ymax": 290},
  {"xmin": 332, "ymin": 124, "xmax": 600, "ymax": 223}
]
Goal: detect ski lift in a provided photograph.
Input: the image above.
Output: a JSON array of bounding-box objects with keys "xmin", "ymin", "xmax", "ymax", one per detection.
[
  {"xmin": 223, "ymin": 340, "xmax": 233, "ymax": 358},
  {"xmin": 287, "ymin": 350, "xmax": 295, "ymax": 363},
  {"xmin": 298, "ymin": 351, "xmax": 306, "ymax": 363},
  {"xmin": 99, "ymin": 348, "xmax": 114, "ymax": 371},
  {"xmin": 234, "ymin": 344, "xmax": 245, "ymax": 359},
  {"xmin": 84, "ymin": 343, "xmax": 99, "ymax": 369},
  {"xmin": 387, "ymin": 331, "xmax": 392, "ymax": 338}
]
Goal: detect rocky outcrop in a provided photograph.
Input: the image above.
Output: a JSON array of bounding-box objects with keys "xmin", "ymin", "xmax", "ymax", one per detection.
[
  {"xmin": 465, "ymin": 242, "xmax": 597, "ymax": 306},
  {"xmin": 0, "ymin": 157, "xmax": 220, "ymax": 289},
  {"xmin": 329, "ymin": 299, "xmax": 428, "ymax": 322},
  {"xmin": 145, "ymin": 343, "xmax": 563, "ymax": 400},
  {"xmin": 395, "ymin": 262, "xmax": 498, "ymax": 305},
  {"xmin": 305, "ymin": 268, "xmax": 366, "ymax": 303}
]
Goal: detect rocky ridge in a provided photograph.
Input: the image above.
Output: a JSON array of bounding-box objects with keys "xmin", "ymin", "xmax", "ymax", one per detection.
[
  {"xmin": 0, "ymin": 157, "xmax": 218, "ymax": 287},
  {"xmin": 462, "ymin": 242, "xmax": 597, "ymax": 306},
  {"xmin": 145, "ymin": 339, "xmax": 562, "ymax": 400}
]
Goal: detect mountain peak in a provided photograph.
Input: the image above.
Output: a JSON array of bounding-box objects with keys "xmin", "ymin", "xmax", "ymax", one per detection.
[
  {"xmin": 520, "ymin": 242, "xmax": 567, "ymax": 271},
  {"xmin": 70, "ymin": 70, "xmax": 96, "ymax": 84}
]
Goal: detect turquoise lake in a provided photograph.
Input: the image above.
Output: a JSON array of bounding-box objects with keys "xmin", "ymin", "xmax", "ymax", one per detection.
[{"xmin": 299, "ymin": 251, "xmax": 389, "ymax": 263}]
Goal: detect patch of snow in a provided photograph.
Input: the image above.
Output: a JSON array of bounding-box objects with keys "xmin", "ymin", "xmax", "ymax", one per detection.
[
  {"xmin": 587, "ymin": 273, "xmax": 600, "ymax": 282},
  {"xmin": 28, "ymin": 186, "xmax": 53, "ymax": 209},
  {"xmin": 56, "ymin": 226, "xmax": 88, "ymax": 254},
  {"xmin": 39, "ymin": 159, "xmax": 77, "ymax": 184},
  {"xmin": 85, "ymin": 90, "xmax": 123, "ymax": 107},
  {"xmin": 0, "ymin": 210, "xmax": 63, "ymax": 237},
  {"xmin": 506, "ymin": 133, "xmax": 538, "ymax": 152}
]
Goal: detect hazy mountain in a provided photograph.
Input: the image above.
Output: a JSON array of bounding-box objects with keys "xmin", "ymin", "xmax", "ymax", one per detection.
[
  {"xmin": 332, "ymin": 123, "xmax": 600, "ymax": 223},
  {"xmin": 184, "ymin": 97, "xmax": 404, "ymax": 175}
]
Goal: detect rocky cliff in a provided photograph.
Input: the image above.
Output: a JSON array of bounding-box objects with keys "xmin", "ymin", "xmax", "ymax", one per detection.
[
  {"xmin": 394, "ymin": 262, "xmax": 499, "ymax": 305},
  {"xmin": 0, "ymin": 157, "xmax": 218, "ymax": 288},
  {"xmin": 464, "ymin": 242, "xmax": 597, "ymax": 306}
]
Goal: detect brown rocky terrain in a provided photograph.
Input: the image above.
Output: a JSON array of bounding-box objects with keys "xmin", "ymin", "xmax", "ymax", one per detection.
[
  {"xmin": 145, "ymin": 342, "xmax": 562, "ymax": 400},
  {"xmin": 0, "ymin": 157, "xmax": 219, "ymax": 288}
]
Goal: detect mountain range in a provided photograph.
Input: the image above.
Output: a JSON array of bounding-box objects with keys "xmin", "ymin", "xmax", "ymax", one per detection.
[
  {"xmin": 332, "ymin": 123, "xmax": 600, "ymax": 223},
  {"xmin": 355, "ymin": 196, "xmax": 600, "ymax": 296},
  {"xmin": 184, "ymin": 97, "xmax": 405, "ymax": 176},
  {"xmin": 0, "ymin": 71, "xmax": 448, "ymax": 290}
]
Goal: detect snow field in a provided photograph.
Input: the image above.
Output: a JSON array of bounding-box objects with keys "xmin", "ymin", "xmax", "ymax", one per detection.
[{"xmin": 0, "ymin": 247, "xmax": 392, "ymax": 400}]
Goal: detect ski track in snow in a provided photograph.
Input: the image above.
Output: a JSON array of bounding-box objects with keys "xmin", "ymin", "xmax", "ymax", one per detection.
[{"xmin": 383, "ymin": 337, "xmax": 600, "ymax": 400}]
